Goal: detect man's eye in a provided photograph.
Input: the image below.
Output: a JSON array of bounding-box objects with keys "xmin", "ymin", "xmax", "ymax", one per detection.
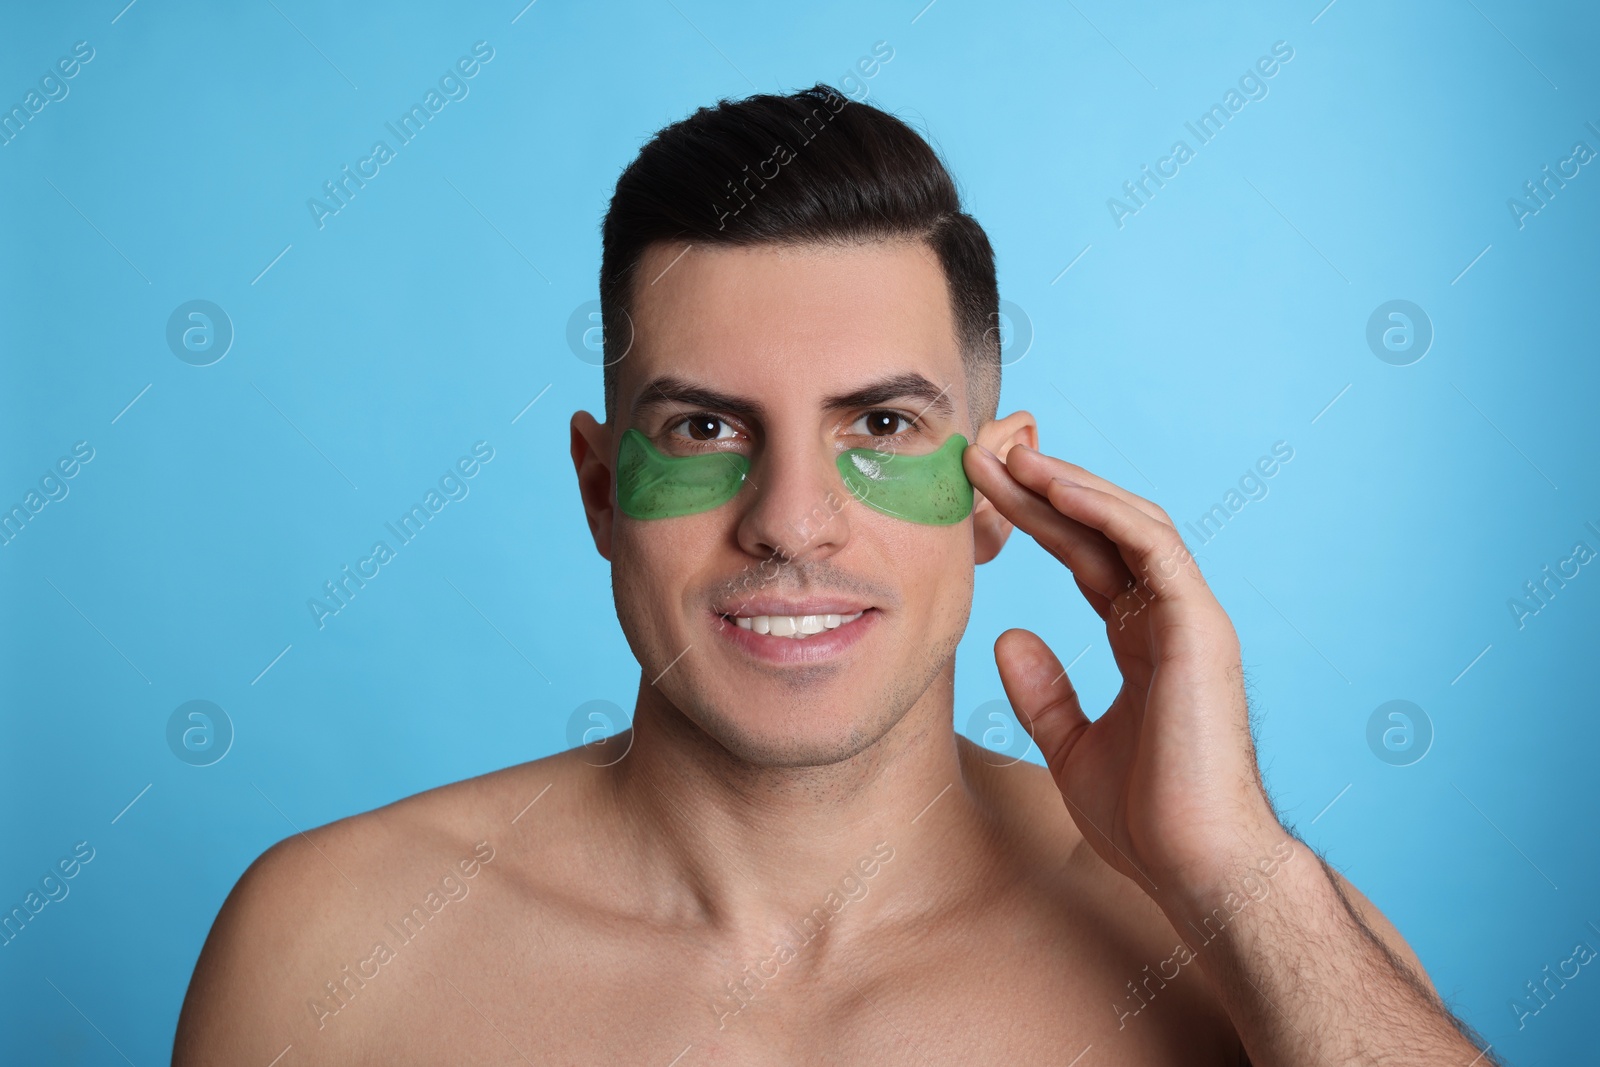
[
  {"xmin": 668, "ymin": 414, "xmax": 736, "ymax": 442},
  {"xmin": 852, "ymin": 410, "xmax": 916, "ymax": 438}
]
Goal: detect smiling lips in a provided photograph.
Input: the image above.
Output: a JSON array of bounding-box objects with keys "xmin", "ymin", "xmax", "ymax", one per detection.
[
  {"xmin": 714, "ymin": 598, "xmax": 876, "ymax": 655},
  {"xmin": 728, "ymin": 610, "xmax": 867, "ymax": 638}
]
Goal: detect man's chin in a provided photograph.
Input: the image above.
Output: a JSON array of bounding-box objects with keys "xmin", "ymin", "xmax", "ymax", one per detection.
[{"xmin": 695, "ymin": 705, "xmax": 891, "ymax": 770}]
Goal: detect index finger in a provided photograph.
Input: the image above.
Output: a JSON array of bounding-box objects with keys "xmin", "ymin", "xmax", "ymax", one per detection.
[
  {"xmin": 965, "ymin": 443, "xmax": 1214, "ymax": 616},
  {"xmin": 963, "ymin": 442, "xmax": 1136, "ymax": 599},
  {"xmin": 991, "ymin": 443, "xmax": 1174, "ymax": 530}
]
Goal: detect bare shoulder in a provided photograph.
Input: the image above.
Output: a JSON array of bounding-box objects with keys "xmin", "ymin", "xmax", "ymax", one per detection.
[
  {"xmin": 955, "ymin": 735, "xmax": 1081, "ymax": 840},
  {"xmin": 172, "ymin": 748, "xmax": 590, "ymax": 1065},
  {"xmin": 965, "ymin": 739, "xmax": 1432, "ymax": 989},
  {"xmin": 956, "ymin": 737, "xmax": 1245, "ymax": 1062},
  {"xmin": 956, "ymin": 736, "xmax": 1182, "ymax": 934}
]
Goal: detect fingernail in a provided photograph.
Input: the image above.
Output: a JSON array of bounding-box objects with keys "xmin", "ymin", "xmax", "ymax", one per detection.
[{"xmin": 976, "ymin": 444, "xmax": 998, "ymax": 461}]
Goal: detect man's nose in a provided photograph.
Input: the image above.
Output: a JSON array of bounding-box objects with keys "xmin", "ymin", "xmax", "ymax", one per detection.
[{"xmin": 735, "ymin": 437, "xmax": 851, "ymax": 565}]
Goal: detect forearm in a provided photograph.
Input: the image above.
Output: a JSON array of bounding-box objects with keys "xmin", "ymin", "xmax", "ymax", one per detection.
[{"xmin": 1156, "ymin": 831, "xmax": 1484, "ymax": 1067}]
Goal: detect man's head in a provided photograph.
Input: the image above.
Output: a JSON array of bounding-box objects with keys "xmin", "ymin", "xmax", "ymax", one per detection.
[
  {"xmin": 595, "ymin": 83, "xmax": 1003, "ymax": 429},
  {"xmin": 571, "ymin": 84, "xmax": 1036, "ymax": 768}
]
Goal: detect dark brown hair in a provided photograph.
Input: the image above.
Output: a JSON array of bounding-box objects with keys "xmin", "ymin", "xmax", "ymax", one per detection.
[{"xmin": 598, "ymin": 83, "xmax": 1001, "ymax": 426}]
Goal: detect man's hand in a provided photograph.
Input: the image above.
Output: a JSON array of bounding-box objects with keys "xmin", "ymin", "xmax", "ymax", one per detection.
[
  {"xmin": 963, "ymin": 440, "xmax": 1280, "ymax": 905},
  {"xmin": 962, "ymin": 439, "xmax": 1496, "ymax": 1066}
]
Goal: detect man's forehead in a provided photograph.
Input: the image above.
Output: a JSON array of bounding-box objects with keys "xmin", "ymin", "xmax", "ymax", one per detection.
[{"xmin": 621, "ymin": 240, "xmax": 967, "ymax": 423}]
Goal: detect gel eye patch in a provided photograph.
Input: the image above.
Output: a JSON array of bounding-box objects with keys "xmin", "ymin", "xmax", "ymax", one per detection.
[
  {"xmin": 835, "ymin": 432, "xmax": 974, "ymax": 525},
  {"xmin": 614, "ymin": 427, "xmax": 974, "ymax": 525},
  {"xmin": 616, "ymin": 427, "xmax": 751, "ymax": 519}
]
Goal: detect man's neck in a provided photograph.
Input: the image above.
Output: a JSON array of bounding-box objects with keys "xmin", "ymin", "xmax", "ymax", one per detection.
[{"xmin": 600, "ymin": 671, "xmax": 1001, "ymax": 947}]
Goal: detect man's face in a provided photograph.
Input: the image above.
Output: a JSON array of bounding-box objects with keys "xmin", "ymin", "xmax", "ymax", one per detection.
[{"xmin": 585, "ymin": 239, "xmax": 984, "ymax": 768}]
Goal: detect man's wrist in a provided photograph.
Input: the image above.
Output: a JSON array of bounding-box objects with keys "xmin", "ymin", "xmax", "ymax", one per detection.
[{"xmin": 1149, "ymin": 808, "xmax": 1300, "ymax": 923}]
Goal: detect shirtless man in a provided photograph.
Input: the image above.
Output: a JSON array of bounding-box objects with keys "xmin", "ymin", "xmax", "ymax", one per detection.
[{"xmin": 173, "ymin": 84, "xmax": 1494, "ymax": 1065}]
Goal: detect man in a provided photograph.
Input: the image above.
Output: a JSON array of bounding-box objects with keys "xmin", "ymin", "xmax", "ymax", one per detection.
[{"xmin": 175, "ymin": 84, "xmax": 1494, "ymax": 1065}]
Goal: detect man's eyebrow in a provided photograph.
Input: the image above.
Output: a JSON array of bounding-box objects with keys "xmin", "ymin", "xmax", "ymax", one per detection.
[
  {"xmin": 631, "ymin": 375, "xmax": 765, "ymax": 421},
  {"xmin": 822, "ymin": 372, "xmax": 956, "ymax": 420},
  {"xmin": 630, "ymin": 371, "xmax": 956, "ymax": 422}
]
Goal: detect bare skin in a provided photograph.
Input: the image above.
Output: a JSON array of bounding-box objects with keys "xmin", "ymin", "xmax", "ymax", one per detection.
[{"xmin": 174, "ymin": 240, "xmax": 1487, "ymax": 1065}]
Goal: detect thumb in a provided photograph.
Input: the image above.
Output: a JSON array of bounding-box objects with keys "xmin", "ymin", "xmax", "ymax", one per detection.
[{"xmin": 994, "ymin": 628, "xmax": 1091, "ymax": 773}]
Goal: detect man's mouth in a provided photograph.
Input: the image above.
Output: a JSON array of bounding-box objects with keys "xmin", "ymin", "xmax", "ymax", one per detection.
[
  {"xmin": 711, "ymin": 598, "xmax": 880, "ymax": 662},
  {"xmin": 720, "ymin": 610, "xmax": 869, "ymax": 639}
]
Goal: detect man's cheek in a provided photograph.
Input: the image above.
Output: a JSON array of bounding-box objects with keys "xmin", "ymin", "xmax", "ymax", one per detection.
[{"xmin": 616, "ymin": 528, "xmax": 700, "ymax": 633}]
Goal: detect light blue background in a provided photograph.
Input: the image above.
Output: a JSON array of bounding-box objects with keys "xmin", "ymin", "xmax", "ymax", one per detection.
[{"xmin": 3, "ymin": 0, "xmax": 1596, "ymax": 1061}]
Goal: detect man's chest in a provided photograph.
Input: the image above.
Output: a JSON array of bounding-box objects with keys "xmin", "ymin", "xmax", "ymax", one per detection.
[{"xmin": 321, "ymin": 919, "xmax": 1240, "ymax": 1066}]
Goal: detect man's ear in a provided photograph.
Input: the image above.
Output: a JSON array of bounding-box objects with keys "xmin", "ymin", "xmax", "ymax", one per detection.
[
  {"xmin": 971, "ymin": 409, "xmax": 1038, "ymax": 566},
  {"xmin": 570, "ymin": 410, "xmax": 615, "ymax": 562}
]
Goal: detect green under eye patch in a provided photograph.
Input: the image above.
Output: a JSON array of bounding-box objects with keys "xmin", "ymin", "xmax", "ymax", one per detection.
[
  {"xmin": 615, "ymin": 428, "xmax": 974, "ymax": 525},
  {"xmin": 835, "ymin": 432, "xmax": 974, "ymax": 525},
  {"xmin": 616, "ymin": 428, "xmax": 751, "ymax": 519}
]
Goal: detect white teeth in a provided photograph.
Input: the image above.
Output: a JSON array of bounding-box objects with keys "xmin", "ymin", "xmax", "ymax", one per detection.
[{"xmin": 726, "ymin": 610, "xmax": 867, "ymax": 639}]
